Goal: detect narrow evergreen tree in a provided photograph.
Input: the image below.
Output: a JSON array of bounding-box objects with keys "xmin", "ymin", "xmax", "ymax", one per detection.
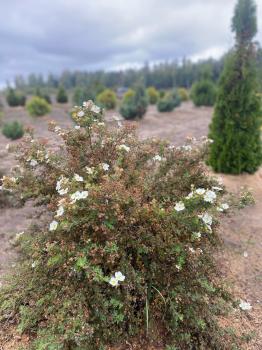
[
  {"xmin": 209, "ymin": 0, "xmax": 262, "ymax": 174},
  {"xmin": 56, "ymin": 86, "xmax": 68, "ymax": 103}
]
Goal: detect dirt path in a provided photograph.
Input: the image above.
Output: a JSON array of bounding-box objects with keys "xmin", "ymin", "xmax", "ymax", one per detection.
[{"xmin": 0, "ymin": 102, "xmax": 261, "ymax": 348}]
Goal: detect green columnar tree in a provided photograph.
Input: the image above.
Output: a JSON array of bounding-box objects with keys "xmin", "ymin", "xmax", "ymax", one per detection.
[
  {"xmin": 56, "ymin": 86, "xmax": 68, "ymax": 103},
  {"xmin": 209, "ymin": 0, "xmax": 262, "ymax": 174}
]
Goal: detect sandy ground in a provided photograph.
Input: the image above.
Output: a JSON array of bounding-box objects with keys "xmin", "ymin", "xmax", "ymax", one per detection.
[{"xmin": 0, "ymin": 102, "xmax": 261, "ymax": 349}]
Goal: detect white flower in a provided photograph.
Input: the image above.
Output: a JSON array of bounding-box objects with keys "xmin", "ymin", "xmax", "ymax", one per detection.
[
  {"xmin": 31, "ymin": 262, "xmax": 36, "ymax": 268},
  {"xmin": 85, "ymin": 167, "xmax": 94, "ymax": 175},
  {"xmin": 109, "ymin": 276, "xmax": 119, "ymax": 287},
  {"xmin": 175, "ymin": 265, "xmax": 181, "ymax": 271},
  {"xmin": 30, "ymin": 159, "xmax": 38, "ymax": 167},
  {"xmin": 239, "ymin": 300, "xmax": 252, "ymax": 311},
  {"xmin": 75, "ymin": 125, "xmax": 80, "ymax": 129},
  {"xmin": 74, "ymin": 174, "xmax": 84, "ymax": 182},
  {"xmin": 115, "ymin": 271, "xmax": 125, "ymax": 282},
  {"xmin": 192, "ymin": 232, "xmax": 201, "ymax": 240},
  {"xmin": 174, "ymin": 202, "xmax": 185, "ymax": 212},
  {"xmin": 15, "ymin": 231, "xmax": 24, "ymax": 240},
  {"xmin": 212, "ymin": 186, "xmax": 223, "ymax": 191},
  {"xmin": 91, "ymin": 105, "xmax": 100, "ymax": 114},
  {"xmin": 49, "ymin": 220, "xmax": 58, "ymax": 231},
  {"xmin": 102, "ymin": 163, "xmax": 110, "ymax": 171},
  {"xmin": 56, "ymin": 179, "xmax": 62, "ymax": 191},
  {"xmin": 243, "ymin": 251, "xmax": 248, "ymax": 258},
  {"xmin": 177, "ymin": 145, "xmax": 192, "ymax": 152},
  {"xmin": 221, "ymin": 203, "xmax": 229, "ymax": 210},
  {"xmin": 118, "ymin": 144, "xmax": 130, "ymax": 152},
  {"xmin": 153, "ymin": 155, "xmax": 162, "ymax": 162},
  {"xmin": 54, "ymin": 126, "xmax": 61, "ymax": 133},
  {"xmin": 217, "ymin": 203, "xmax": 229, "ymax": 212},
  {"xmin": 109, "ymin": 271, "xmax": 126, "ymax": 287},
  {"xmin": 97, "ymin": 122, "xmax": 105, "ymax": 127},
  {"xmin": 199, "ymin": 213, "xmax": 213, "ymax": 226},
  {"xmin": 77, "ymin": 110, "xmax": 85, "ymax": 117},
  {"xmin": 56, "ymin": 177, "xmax": 69, "ymax": 195},
  {"xmin": 70, "ymin": 190, "xmax": 88, "ymax": 203},
  {"xmin": 183, "ymin": 145, "xmax": 192, "ymax": 151},
  {"xmin": 188, "ymin": 247, "xmax": 195, "ymax": 253},
  {"xmin": 196, "ymin": 188, "xmax": 206, "ymax": 195},
  {"xmin": 203, "ymin": 190, "xmax": 217, "ymax": 203},
  {"xmin": 56, "ymin": 206, "xmax": 64, "ymax": 217},
  {"xmin": 58, "ymin": 188, "xmax": 68, "ymax": 195}
]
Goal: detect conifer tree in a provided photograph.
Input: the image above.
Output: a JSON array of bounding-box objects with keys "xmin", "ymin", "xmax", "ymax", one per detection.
[
  {"xmin": 56, "ymin": 86, "xmax": 68, "ymax": 104},
  {"xmin": 209, "ymin": 0, "xmax": 262, "ymax": 174}
]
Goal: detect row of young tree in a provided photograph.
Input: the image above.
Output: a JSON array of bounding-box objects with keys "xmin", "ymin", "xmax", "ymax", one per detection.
[
  {"xmin": 5, "ymin": 86, "xmax": 69, "ymax": 107},
  {"xmin": 3, "ymin": 0, "xmax": 262, "ymax": 175}
]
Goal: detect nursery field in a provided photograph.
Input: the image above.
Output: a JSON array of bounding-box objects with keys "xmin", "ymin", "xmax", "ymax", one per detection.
[{"xmin": 0, "ymin": 102, "xmax": 261, "ymax": 349}]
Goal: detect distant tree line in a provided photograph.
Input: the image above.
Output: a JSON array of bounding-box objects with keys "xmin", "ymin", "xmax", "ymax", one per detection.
[
  {"xmin": 10, "ymin": 47, "xmax": 262, "ymax": 93},
  {"xmin": 10, "ymin": 57, "xmax": 225, "ymax": 92}
]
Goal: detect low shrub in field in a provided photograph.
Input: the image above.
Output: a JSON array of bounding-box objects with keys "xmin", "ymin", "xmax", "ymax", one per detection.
[
  {"xmin": 122, "ymin": 88, "xmax": 135, "ymax": 103},
  {"xmin": 0, "ymin": 100, "xmax": 240, "ymax": 349},
  {"xmin": 2, "ymin": 121, "xmax": 24, "ymax": 140},
  {"xmin": 120, "ymin": 85, "xmax": 148, "ymax": 120},
  {"xmin": 169, "ymin": 89, "xmax": 181, "ymax": 108},
  {"xmin": 146, "ymin": 86, "xmax": 160, "ymax": 104},
  {"xmin": 6, "ymin": 88, "xmax": 26, "ymax": 107},
  {"xmin": 56, "ymin": 86, "xmax": 68, "ymax": 103},
  {"xmin": 26, "ymin": 96, "xmax": 51, "ymax": 117},
  {"xmin": 157, "ymin": 97, "xmax": 174, "ymax": 112},
  {"xmin": 191, "ymin": 80, "xmax": 217, "ymax": 107},
  {"xmin": 96, "ymin": 89, "xmax": 117, "ymax": 110},
  {"xmin": 159, "ymin": 90, "xmax": 166, "ymax": 98},
  {"xmin": 178, "ymin": 87, "xmax": 189, "ymax": 101},
  {"xmin": 157, "ymin": 89, "xmax": 181, "ymax": 113}
]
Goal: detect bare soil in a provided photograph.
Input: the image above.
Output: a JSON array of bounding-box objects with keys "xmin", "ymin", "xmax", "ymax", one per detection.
[{"xmin": 0, "ymin": 102, "xmax": 261, "ymax": 349}]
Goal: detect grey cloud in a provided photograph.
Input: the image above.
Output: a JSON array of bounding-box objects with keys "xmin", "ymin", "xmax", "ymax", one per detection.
[{"xmin": 0, "ymin": 0, "xmax": 262, "ymax": 84}]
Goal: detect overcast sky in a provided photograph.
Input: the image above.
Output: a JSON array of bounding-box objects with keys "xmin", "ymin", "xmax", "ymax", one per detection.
[{"xmin": 1, "ymin": 0, "xmax": 262, "ymax": 85}]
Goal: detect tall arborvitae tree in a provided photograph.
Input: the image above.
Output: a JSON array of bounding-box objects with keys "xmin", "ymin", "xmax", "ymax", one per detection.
[{"xmin": 209, "ymin": 0, "xmax": 262, "ymax": 174}]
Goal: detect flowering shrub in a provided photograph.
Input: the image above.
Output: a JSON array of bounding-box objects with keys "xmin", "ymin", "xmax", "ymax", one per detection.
[
  {"xmin": 96, "ymin": 89, "xmax": 117, "ymax": 110},
  {"xmin": 26, "ymin": 96, "xmax": 51, "ymax": 117},
  {"xmin": 0, "ymin": 101, "xmax": 238, "ymax": 349},
  {"xmin": 2, "ymin": 121, "xmax": 24, "ymax": 140}
]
